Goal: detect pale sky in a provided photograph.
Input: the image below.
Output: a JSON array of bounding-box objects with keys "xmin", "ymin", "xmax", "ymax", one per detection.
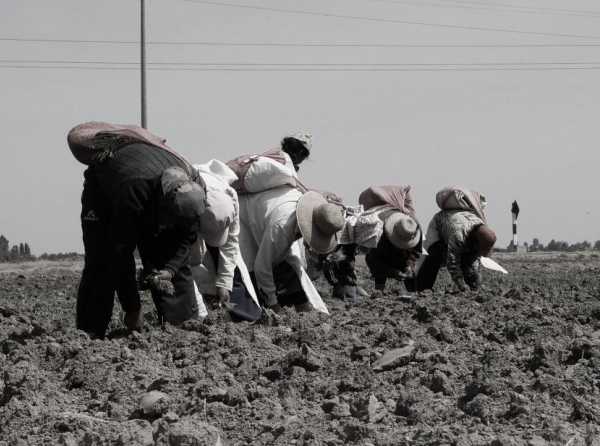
[{"xmin": 1, "ymin": 0, "xmax": 599, "ymax": 254}]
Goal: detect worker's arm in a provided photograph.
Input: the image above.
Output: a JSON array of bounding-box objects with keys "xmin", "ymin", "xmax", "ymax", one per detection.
[
  {"xmin": 214, "ymin": 190, "xmax": 240, "ymax": 291},
  {"xmin": 163, "ymin": 228, "xmax": 198, "ymax": 276},
  {"xmin": 253, "ymin": 212, "xmax": 298, "ymax": 306},
  {"xmin": 108, "ymin": 179, "xmax": 149, "ymax": 284}
]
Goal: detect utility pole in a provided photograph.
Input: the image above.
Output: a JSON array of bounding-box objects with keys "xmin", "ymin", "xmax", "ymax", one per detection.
[{"xmin": 140, "ymin": 0, "xmax": 147, "ymax": 128}]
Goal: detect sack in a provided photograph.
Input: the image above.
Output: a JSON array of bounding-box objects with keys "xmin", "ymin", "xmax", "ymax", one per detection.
[
  {"xmin": 359, "ymin": 185, "xmax": 416, "ymax": 218},
  {"xmin": 436, "ymin": 186, "xmax": 487, "ymax": 221},
  {"xmin": 226, "ymin": 149, "xmax": 298, "ymax": 194},
  {"xmin": 67, "ymin": 121, "xmax": 182, "ymax": 165}
]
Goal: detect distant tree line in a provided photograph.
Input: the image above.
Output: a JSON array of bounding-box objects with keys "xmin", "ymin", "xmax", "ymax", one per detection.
[
  {"xmin": 37, "ymin": 252, "xmax": 82, "ymax": 261},
  {"xmin": 0, "ymin": 235, "xmax": 34, "ymax": 261},
  {"xmin": 0, "ymin": 234, "xmax": 82, "ymax": 262},
  {"xmin": 518, "ymin": 238, "xmax": 600, "ymax": 252}
]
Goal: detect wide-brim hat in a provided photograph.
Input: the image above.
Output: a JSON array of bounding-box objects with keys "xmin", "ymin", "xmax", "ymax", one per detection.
[
  {"xmin": 384, "ymin": 212, "xmax": 421, "ymax": 250},
  {"xmin": 297, "ymin": 191, "xmax": 345, "ymax": 255},
  {"xmin": 199, "ymin": 188, "xmax": 235, "ymax": 247}
]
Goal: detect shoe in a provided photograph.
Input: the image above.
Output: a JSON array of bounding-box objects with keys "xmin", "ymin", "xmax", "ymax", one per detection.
[
  {"xmin": 371, "ymin": 289, "xmax": 385, "ymax": 299},
  {"xmin": 267, "ymin": 303, "xmax": 284, "ymax": 314},
  {"xmin": 124, "ymin": 309, "xmax": 143, "ymax": 331},
  {"xmin": 356, "ymin": 286, "xmax": 369, "ymax": 298},
  {"xmin": 332, "ymin": 284, "xmax": 345, "ymax": 300},
  {"xmin": 295, "ymin": 302, "xmax": 313, "ymax": 313}
]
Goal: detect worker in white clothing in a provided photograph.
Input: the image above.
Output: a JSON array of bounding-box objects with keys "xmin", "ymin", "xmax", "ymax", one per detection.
[
  {"xmin": 190, "ymin": 160, "xmax": 240, "ymax": 306},
  {"xmin": 238, "ymin": 188, "xmax": 344, "ymax": 311}
]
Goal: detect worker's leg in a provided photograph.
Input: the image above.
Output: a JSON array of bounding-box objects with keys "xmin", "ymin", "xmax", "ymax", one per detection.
[
  {"xmin": 273, "ymin": 261, "xmax": 308, "ymax": 306},
  {"xmin": 365, "ymin": 249, "xmax": 388, "ymax": 291},
  {"xmin": 408, "ymin": 241, "xmax": 446, "ymax": 291},
  {"xmin": 76, "ymin": 169, "xmax": 115, "ymax": 337}
]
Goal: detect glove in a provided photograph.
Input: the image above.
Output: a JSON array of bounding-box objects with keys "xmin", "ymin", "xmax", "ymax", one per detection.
[
  {"xmin": 216, "ymin": 287, "xmax": 231, "ymax": 307},
  {"xmin": 153, "ymin": 279, "xmax": 175, "ymax": 296},
  {"xmin": 142, "ymin": 270, "xmax": 175, "ymax": 296},
  {"xmin": 153, "ymin": 270, "xmax": 174, "ymax": 281}
]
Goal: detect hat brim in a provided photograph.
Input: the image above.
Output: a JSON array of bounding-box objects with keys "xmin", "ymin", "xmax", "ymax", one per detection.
[
  {"xmin": 384, "ymin": 214, "xmax": 421, "ymax": 250},
  {"xmin": 297, "ymin": 191, "xmax": 339, "ymax": 255},
  {"xmin": 201, "ymin": 227, "xmax": 229, "ymax": 248}
]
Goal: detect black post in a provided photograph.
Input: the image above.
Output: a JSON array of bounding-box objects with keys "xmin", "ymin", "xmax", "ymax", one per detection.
[{"xmin": 140, "ymin": 0, "xmax": 147, "ymax": 129}]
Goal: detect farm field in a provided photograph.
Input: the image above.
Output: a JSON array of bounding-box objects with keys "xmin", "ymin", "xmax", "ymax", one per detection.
[{"xmin": 1, "ymin": 253, "xmax": 600, "ymax": 445}]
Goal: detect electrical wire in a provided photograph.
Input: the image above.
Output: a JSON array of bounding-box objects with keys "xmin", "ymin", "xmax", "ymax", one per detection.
[
  {"xmin": 365, "ymin": 0, "xmax": 600, "ymax": 18},
  {"xmin": 181, "ymin": 0, "xmax": 600, "ymax": 40},
  {"xmin": 1, "ymin": 64, "xmax": 600, "ymax": 72},
  {"xmin": 2, "ymin": 37, "xmax": 600, "ymax": 48},
  {"xmin": 3, "ymin": 59, "xmax": 600, "ymax": 67},
  {"xmin": 435, "ymin": 0, "xmax": 600, "ymax": 17}
]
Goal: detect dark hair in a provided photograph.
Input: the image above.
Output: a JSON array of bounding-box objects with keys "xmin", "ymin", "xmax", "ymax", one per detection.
[{"xmin": 281, "ymin": 137, "xmax": 310, "ymax": 170}]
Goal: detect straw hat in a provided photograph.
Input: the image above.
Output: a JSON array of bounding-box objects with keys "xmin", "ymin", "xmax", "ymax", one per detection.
[
  {"xmin": 297, "ymin": 191, "xmax": 345, "ymax": 254},
  {"xmin": 384, "ymin": 212, "xmax": 421, "ymax": 250},
  {"xmin": 199, "ymin": 188, "xmax": 235, "ymax": 247}
]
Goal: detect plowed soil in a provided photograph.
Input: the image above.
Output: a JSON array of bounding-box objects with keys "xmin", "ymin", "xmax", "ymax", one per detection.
[{"xmin": 1, "ymin": 254, "xmax": 600, "ymax": 445}]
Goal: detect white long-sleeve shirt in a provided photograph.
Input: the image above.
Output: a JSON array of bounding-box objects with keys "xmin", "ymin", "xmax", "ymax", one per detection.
[
  {"xmin": 238, "ymin": 186, "xmax": 303, "ymax": 305},
  {"xmin": 193, "ymin": 160, "xmax": 240, "ymax": 291}
]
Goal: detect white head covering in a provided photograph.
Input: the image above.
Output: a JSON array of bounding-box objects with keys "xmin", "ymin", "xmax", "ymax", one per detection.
[
  {"xmin": 199, "ymin": 187, "xmax": 236, "ymax": 247},
  {"xmin": 288, "ymin": 132, "xmax": 313, "ymax": 152}
]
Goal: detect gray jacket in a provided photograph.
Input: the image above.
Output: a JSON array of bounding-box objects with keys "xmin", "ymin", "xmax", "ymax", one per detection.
[{"xmin": 424, "ymin": 210, "xmax": 484, "ymax": 288}]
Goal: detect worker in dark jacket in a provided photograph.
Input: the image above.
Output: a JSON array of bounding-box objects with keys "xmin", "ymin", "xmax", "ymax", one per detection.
[{"xmin": 77, "ymin": 142, "xmax": 205, "ymax": 338}]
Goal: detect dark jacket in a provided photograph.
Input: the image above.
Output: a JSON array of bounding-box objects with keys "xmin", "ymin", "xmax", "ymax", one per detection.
[{"xmin": 89, "ymin": 143, "xmax": 197, "ymax": 278}]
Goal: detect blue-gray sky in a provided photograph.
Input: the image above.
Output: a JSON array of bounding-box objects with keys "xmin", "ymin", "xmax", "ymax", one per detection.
[{"xmin": 1, "ymin": 0, "xmax": 599, "ymax": 253}]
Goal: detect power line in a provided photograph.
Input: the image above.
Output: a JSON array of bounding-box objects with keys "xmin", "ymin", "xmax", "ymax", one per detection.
[
  {"xmin": 1, "ymin": 64, "xmax": 600, "ymax": 72},
  {"xmin": 435, "ymin": 0, "xmax": 600, "ymax": 17},
  {"xmin": 2, "ymin": 37, "xmax": 600, "ymax": 48},
  {"xmin": 4, "ymin": 59, "xmax": 600, "ymax": 66},
  {"xmin": 181, "ymin": 0, "xmax": 600, "ymax": 40},
  {"xmin": 366, "ymin": 0, "xmax": 600, "ymax": 18}
]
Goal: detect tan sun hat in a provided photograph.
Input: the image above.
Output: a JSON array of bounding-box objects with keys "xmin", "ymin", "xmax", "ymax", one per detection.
[
  {"xmin": 297, "ymin": 191, "xmax": 345, "ymax": 254},
  {"xmin": 199, "ymin": 188, "xmax": 235, "ymax": 247},
  {"xmin": 384, "ymin": 212, "xmax": 421, "ymax": 250}
]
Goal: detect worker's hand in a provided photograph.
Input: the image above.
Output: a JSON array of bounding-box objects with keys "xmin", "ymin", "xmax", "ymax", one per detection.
[
  {"xmin": 216, "ymin": 287, "xmax": 231, "ymax": 307},
  {"xmin": 143, "ymin": 270, "xmax": 175, "ymax": 296},
  {"xmin": 391, "ymin": 269, "xmax": 411, "ymax": 280},
  {"xmin": 154, "ymin": 279, "xmax": 175, "ymax": 296},
  {"xmin": 154, "ymin": 270, "xmax": 174, "ymax": 281},
  {"xmin": 323, "ymin": 191, "xmax": 344, "ymax": 206}
]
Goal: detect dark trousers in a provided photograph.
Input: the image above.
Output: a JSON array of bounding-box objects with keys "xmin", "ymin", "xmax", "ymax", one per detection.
[
  {"xmin": 140, "ymin": 231, "xmax": 198, "ymax": 324},
  {"xmin": 322, "ymin": 245, "xmax": 358, "ymax": 287},
  {"xmin": 271, "ymin": 261, "xmax": 308, "ymax": 306},
  {"xmin": 405, "ymin": 241, "xmax": 480, "ymax": 292},
  {"xmin": 323, "ymin": 243, "xmax": 415, "ymax": 291},
  {"xmin": 77, "ymin": 171, "xmax": 140, "ymax": 336},
  {"xmin": 204, "ymin": 247, "xmax": 305, "ymax": 311},
  {"xmin": 77, "ymin": 171, "xmax": 197, "ymax": 337}
]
